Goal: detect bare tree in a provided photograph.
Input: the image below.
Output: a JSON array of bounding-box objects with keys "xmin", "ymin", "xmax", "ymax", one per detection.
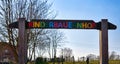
[
  {"xmin": 28, "ymin": 29, "xmax": 51, "ymax": 60},
  {"xmin": 114, "ymin": 55, "xmax": 120, "ymax": 60},
  {"xmin": 79, "ymin": 56, "xmax": 85, "ymax": 61},
  {"xmin": 96, "ymin": 56, "xmax": 100, "ymax": 60},
  {"xmin": 0, "ymin": 0, "xmax": 19, "ymax": 62},
  {"xmin": 109, "ymin": 51, "xmax": 117, "ymax": 60},
  {"xmin": 86, "ymin": 54, "xmax": 96, "ymax": 60},
  {"xmin": 61, "ymin": 47, "xmax": 73, "ymax": 61},
  {"xmin": 49, "ymin": 30, "xmax": 65, "ymax": 64},
  {"xmin": 0, "ymin": 0, "xmax": 54, "ymax": 63}
]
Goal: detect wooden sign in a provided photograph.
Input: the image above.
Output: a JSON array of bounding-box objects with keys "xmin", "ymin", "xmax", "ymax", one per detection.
[
  {"xmin": 28, "ymin": 20, "xmax": 96, "ymax": 29},
  {"xmin": 8, "ymin": 19, "xmax": 117, "ymax": 30}
]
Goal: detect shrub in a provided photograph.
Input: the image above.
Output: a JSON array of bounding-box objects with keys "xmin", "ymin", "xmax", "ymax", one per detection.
[{"xmin": 35, "ymin": 57, "xmax": 48, "ymax": 64}]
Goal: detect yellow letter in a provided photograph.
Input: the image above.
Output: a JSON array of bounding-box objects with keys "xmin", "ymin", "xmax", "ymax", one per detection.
[{"xmin": 33, "ymin": 22, "xmax": 40, "ymax": 27}]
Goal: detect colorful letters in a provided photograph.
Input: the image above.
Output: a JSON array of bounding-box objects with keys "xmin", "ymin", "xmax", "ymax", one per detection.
[{"xmin": 28, "ymin": 21, "xmax": 96, "ymax": 29}]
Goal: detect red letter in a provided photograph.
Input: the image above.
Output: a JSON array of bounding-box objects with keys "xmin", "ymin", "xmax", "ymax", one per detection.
[
  {"xmin": 63, "ymin": 22, "xmax": 68, "ymax": 28},
  {"xmin": 54, "ymin": 22, "xmax": 58, "ymax": 28},
  {"xmin": 28, "ymin": 22, "xmax": 33, "ymax": 28}
]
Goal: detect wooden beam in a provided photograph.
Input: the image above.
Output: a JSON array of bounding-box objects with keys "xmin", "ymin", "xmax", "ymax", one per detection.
[
  {"xmin": 18, "ymin": 18, "xmax": 27, "ymax": 64},
  {"xmin": 99, "ymin": 19, "xmax": 108, "ymax": 64}
]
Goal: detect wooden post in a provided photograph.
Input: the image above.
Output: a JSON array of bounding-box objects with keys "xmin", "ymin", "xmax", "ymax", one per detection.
[
  {"xmin": 99, "ymin": 19, "xmax": 108, "ymax": 64},
  {"xmin": 18, "ymin": 18, "xmax": 27, "ymax": 64}
]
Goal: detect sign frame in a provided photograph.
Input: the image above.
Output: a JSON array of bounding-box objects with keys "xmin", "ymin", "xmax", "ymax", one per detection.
[{"xmin": 8, "ymin": 18, "xmax": 117, "ymax": 64}]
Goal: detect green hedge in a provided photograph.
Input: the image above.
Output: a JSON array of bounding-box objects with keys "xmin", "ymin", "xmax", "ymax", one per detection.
[{"xmin": 35, "ymin": 57, "xmax": 48, "ymax": 64}]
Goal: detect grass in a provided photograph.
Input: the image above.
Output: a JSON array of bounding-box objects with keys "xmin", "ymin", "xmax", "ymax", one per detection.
[
  {"xmin": 27, "ymin": 60, "xmax": 120, "ymax": 64},
  {"xmin": 109, "ymin": 60, "xmax": 120, "ymax": 64}
]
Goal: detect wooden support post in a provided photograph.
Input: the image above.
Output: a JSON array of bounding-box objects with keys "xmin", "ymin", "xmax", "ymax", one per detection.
[
  {"xmin": 18, "ymin": 18, "xmax": 27, "ymax": 64},
  {"xmin": 99, "ymin": 19, "xmax": 108, "ymax": 64}
]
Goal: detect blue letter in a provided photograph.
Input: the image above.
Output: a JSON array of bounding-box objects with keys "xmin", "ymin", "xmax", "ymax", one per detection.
[
  {"xmin": 49, "ymin": 22, "xmax": 54, "ymax": 28},
  {"xmin": 68, "ymin": 22, "xmax": 72, "ymax": 28}
]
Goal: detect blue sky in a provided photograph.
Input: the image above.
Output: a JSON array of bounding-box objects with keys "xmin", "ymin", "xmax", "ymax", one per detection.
[{"xmin": 48, "ymin": 0, "xmax": 120, "ymax": 59}]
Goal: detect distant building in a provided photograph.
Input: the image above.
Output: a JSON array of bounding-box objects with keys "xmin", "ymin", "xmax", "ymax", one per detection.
[{"xmin": 0, "ymin": 42, "xmax": 18, "ymax": 64}]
